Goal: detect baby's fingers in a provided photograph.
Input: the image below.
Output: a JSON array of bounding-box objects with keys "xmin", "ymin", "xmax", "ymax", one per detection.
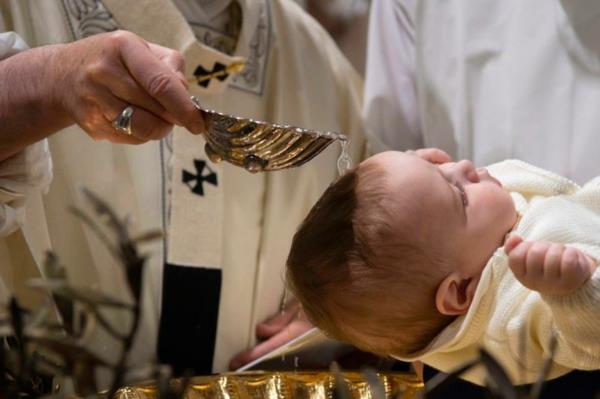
[
  {"xmin": 504, "ymin": 235, "xmax": 523, "ymax": 254},
  {"xmin": 559, "ymin": 248, "xmax": 593, "ymax": 290},
  {"xmin": 507, "ymin": 238, "xmax": 531, "ymax": 277},
  {"xmin": 542, "ymin": 243, "xmax": 564, "ymax": 281},
  {"xmin": 524, "ymin": 241, "xmax": 552, "ymax": 279}
]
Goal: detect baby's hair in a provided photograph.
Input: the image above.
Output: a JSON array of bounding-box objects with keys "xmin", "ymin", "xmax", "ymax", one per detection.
[{"xmin": 287, "ymin": 161, "xmax": 454, "ymax": 357}]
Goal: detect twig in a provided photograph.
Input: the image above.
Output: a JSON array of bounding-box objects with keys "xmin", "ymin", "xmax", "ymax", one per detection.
[{"xmin": 530, "ymin": 332, "xmax": 558, "ymax": 399}]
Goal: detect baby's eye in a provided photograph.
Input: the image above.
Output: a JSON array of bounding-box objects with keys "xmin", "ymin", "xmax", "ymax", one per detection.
[{"xmin": 455, "ymin": 183, "xmax": 468, "ymax": 207}]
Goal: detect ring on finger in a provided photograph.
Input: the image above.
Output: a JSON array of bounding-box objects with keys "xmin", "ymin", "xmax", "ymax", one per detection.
[{"xmin": 112, "ymin": 105, "xmax": 135, "ymax": 136}]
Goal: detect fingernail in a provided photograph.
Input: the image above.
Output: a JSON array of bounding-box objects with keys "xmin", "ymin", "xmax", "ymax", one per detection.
[{"xmin": 577, "ymin": 253, "xmax": 585, "ymax": 267}]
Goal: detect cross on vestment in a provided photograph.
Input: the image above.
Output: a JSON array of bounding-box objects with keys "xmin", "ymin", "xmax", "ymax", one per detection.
[{"xmin": 182, "ymin": 159, "xmax": 218, "ymax": 196}]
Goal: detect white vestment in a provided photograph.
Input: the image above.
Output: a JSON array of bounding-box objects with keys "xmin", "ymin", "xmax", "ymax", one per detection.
[
  {"xmin": 1, "ymin": 0, "xmax": 365, "ymax": 374},
  {"xmin": 365, "ymin": 0, "xmax": 600, "ymax": 184}
]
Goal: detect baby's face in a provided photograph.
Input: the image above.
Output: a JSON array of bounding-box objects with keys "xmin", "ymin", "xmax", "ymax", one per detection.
[{"xmin": 363, "ymin": 151, "xmax": 517, "ymax": 278}]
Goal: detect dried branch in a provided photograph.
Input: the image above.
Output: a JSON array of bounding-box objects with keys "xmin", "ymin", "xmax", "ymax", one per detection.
[{"xmin": 530, "ymin": 333, "xmax": 558, "ymax": 399}]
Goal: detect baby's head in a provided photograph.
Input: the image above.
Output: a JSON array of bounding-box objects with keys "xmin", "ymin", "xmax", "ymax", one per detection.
[{"xmin": 287, "ymin": 151, "xmax": 517, "ymax": 357}]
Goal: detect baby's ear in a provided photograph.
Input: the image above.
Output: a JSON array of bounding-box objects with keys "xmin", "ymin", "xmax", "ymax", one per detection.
[{"xmin": 435, "ymin": 272, "xmax": 479, "ymax": 316}]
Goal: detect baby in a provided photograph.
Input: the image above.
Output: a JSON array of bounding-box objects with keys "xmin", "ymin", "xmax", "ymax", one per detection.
[{"xmin": 286, "ymin": 149, "xmax": 600, "ymax": 385}]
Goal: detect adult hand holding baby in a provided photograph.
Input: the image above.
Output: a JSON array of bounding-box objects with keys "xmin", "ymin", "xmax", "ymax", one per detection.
[
  {"xmin": 228, "ymin": 299, "xmax": 313, "ymax": 370},
  {"xmin": 407, "ymin": 148, "xmax": 452, "ymax": 164},
  {"xmin": 505, "ymin": 235, "xmax": 598, "ymax": 295}
]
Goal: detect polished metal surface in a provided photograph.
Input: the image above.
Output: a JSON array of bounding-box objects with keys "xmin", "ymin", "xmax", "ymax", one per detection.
[
  {"xmin": 192, "ymin": 97, "xmax": 348, "ymax": 173},
  {"xmin": 112, "ymin": 371, "xmax": 423, "ymax": 399}
]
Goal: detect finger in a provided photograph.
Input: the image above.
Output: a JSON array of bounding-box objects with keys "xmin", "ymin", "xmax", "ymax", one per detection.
[
  {"xmin": 543, "ymin": 243, "xmax": 564, "ymax": 281},
  {"xmin": 413, "ymin": 148, "xmax": 452, "ymax": 164},
  {"xmin": 117, "ymin": 36, "xmax": 205, "ymax": 134},
  {"xmin": 575, "ymin": 252, "xmax": 594, "ymax": 281},
  {"xmin": 504, "ymin": 235, "xmax": 524, "ymax": 254},
  {"xmin": 106, "ymin": 74, "xmax": 178, "ymax": 125},
  {"xmin": 230, "ymin": 320, "xmax": 312, "ymax": 370},
  {"xmin": 126, "ymin": 107, "xmax": 173, "ymax": 140},
  {"xmin": 228, "ymin": 334, "xmax": 288, "ymax": 370},
  {"xmin": 72, "ymin": 101, "xmax": 147, "ymax": 145},
  {"xmin": 148, "ymin": 42, "xmax": 187, "ymax": 87},
  {"xmin": 101, "ymin": 128, "xmax": 149, "ymax": 145},
  {"xmin": 508, "ymin": 240, "xmax": 532, "ymax": 277},
  {"xmin": 95, "ymin": 90, "xmax": 173, "ymax": 141},
  {"xmin": 228, "ymin": 351, "xmax": 250, "ymax": 371},
  {"xmin": 94, "ymin": 88, "xmax": 173, "ymax": 134},
  {"xmin": 256, "ymin": 302, "xmax": 301, "ymax": 339},
  {"xmin": 581, "ymin": 252, "xmax": 598, "ymax": 275},
  {"xmin": 560, "ymin": 247, "xmax": 589, "ymax": 289},
  {"xmin": 86, "ymin": 54, "xmax": 178, "ymax": 125},
  {"xmin": 89, "ymin": 117, "xmax": 148, "ymax": 145},
  {"xmin": 525, "ymin": 241, "xmax": 551, "ymax": 279},
  {"xmin": 256, "ymin": 313, "xmax": 296, "ymax": 339}
]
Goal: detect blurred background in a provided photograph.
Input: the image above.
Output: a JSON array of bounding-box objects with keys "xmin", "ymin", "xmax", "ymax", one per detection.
[{"xmin": 295, "ymin": 0, "xmax": 370, "ymax": 76}]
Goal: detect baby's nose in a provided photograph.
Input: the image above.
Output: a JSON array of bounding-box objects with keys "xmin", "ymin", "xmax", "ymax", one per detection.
[{"xmin": 456, "ymin": 160, "xmax": 480, "ymax": 183}]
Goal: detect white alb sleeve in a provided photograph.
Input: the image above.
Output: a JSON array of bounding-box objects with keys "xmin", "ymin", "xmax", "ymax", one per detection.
[
  {"xmin": 0, "ymin": 31, "xmax": 28, "ymax": 58},
  {"xmin": 363, "ymin": 0, "xmax": 422, "ymax": 154},
  {"xmin": 0, "ymin": 32, "xmax": 53, "ymax": 236}
]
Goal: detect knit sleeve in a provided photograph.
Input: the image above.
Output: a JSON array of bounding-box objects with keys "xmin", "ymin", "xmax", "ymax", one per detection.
[
  {"xmin": 541, "ymin": 268, "xmax": 600, "ymax": 370},
  {"xmin": 487, "ymin": 160, "xmax": 580, "ymax": 198}
]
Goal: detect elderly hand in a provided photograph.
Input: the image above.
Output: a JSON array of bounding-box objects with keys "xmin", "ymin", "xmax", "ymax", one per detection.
[
  {"xmin": 50, "ymin": 30, "xmax": 204, "ymax": 144},
  {"xmin": 505, "ymin": 235, "xmax": 597, "ymax": 295},
  {"xmin": 228, "ymin": 299, "xmax": 313, "ymax": 370}
]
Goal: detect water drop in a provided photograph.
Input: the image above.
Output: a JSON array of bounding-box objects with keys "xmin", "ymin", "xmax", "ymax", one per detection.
[{"xmin": 337, "ymin": 137, "xmax": 352, "ymax": 176}]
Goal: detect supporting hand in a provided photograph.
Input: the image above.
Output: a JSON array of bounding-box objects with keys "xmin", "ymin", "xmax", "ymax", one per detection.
[
  {"xmin": 408, "ymin": 148, "xmax": 452, "ymax": 164},
  {"xmin": 505, "ymin": 235, "xmax": 597, "ymax": 295},
  {"xmin": 228, "ymin": 300, "xmax": 313, "ymax": 370}
]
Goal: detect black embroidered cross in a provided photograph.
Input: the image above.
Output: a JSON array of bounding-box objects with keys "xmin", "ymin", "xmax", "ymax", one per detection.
[
  {"xmin": 194, "ymin": 62, "xmax": 229, "ymax": 88},
  {"xmin": 182, "ymin": 159, "xmax": 218, "ymax": 196}
]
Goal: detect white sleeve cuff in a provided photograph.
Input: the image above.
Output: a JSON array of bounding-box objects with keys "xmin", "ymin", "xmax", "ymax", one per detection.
[
  {"xmin": 0, "ymin": 31, "xmax": 28, "ymax": 59},
  {"xmin": 0, "ymin": 140, "xmax": 53, "ymax": 236}
]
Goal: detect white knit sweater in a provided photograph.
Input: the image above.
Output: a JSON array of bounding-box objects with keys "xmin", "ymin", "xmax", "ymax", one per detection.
[{"xmin": 396, "ymin": 160, "xmax": 600, "ymax": 385}]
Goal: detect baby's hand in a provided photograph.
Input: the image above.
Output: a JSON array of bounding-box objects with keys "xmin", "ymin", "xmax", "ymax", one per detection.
[{"xmin": 504, "ymin": 235, "xmax": 597, "ymax": 295}]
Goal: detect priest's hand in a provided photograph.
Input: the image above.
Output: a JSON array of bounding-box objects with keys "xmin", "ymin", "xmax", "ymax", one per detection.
[
  {"xmin": 0, "ymin": 30, "xmax": 205, "ymax": 160},
  {"xmin": 505, "ymin": 235, "xmax": 597, "ymax": 295},
  {"xmin": 228, "ymin": 300, "xmax": 313, "ymax": 370},
  {"xmin": 53, "ymin": 30, "xmax": 205, "ymax": 143},
  {"xmin": 407, "ymin": 148, "xmax": 452, "ymax": 164}
]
